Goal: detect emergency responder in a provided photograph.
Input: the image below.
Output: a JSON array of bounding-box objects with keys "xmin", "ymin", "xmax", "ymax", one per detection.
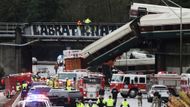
[
  {"xmin": 158, "ymin": 93, "xmax": 162, "ymax": 107},
  {"xmin": 16, "ymin": 81, "xmax": 21, "ymax": 92},
  {"xmin": 111, "ymin": 87, "xmax": 119, "ymax": 106},
  {"xmin": 137, "ymin": 90, "xmax": 142, "ymax": 107},
  {"xmin": 46, "ymin": 77, "xmax": 50, "ymax": 85},
  {"xmin": 21, "ymin": 81, "xmax": 28, "ymax": 100},
  {"xmin": 106, "ymin": 95, "xmax": 114, "ymax": 107},
  {"xmin": 22, "ymin": 81, "xmax": 28, "ymax": 90},
  {"xmin": 120, "ymin": 99, "xmax": 130, "ymax": 107},
  {"xmin": 54, "ymin": 78, "xmax": 59, "ymax": 89},
  {"xmin": 66, "ymin": 78, "xmax": 71, "ymax": 87},
  {"xmin": 96, "ymin": 96, "xmax": 106, "ymax": 107},
  {"xmin": 99, "ymin": 87, "xmax": 105, "ymax": 97},
  {"xmin": 77, "ymin": 20, "xmax": 82, "ymax": 26},
  {"xmin": 48, "ymin": 78, "xmax": 54, "ymax": 87},
  {"xmin": 152, "ymin": 92, "xmax": 159, "ymax": 107},
  {"xmin": 84, "ymin": 18, "xmax": 92, "ymax": 35},
  {"xmin": 76, "ymin": 99, "xmax": 84, "ymax": 107}
]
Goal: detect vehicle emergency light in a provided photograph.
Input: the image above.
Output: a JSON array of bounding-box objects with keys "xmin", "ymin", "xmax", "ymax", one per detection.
[{"xmin": 26, "ymin": 94, "xmax": 48, "ymax": 100}]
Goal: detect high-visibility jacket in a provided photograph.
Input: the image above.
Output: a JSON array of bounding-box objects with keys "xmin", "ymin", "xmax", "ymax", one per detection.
[
  {"xmin": 106, "ymin": 98, "xmax": 114, "ymax": 107},
  {"xmin": 48, "ymin": 80, "xmax": 53, "ymax": 87},
  {"xmin": 66, "ymin": 80, "xmax": 71, "ymax": 87},
  {"xmin": 54, "ymin": 81, "xmax": 59, "ymax": 88},
  {"xmin": 121, "ymin": 101, "xmax": 129, "ymax": 107},
  {"xmin": 85, "ymin": 104, "xmax": 97, "ymax": 107},
  {"xmin": 97, "ymin": 98, "xmax": 106, "ymax": 104},
  {"xmin": 84, "ymin": 18, "xmax": 91, "ymax": 24},
  {"xmin": 22, "ymin": 83, "xmax": 27, "ymax": 90},
  {"xmin": 16, "ymin": 85, "xmax": 21, "ymax": 91},
  {"xmin": 76, "ymin": 103, "xmax": 84, "ymax": 107}
]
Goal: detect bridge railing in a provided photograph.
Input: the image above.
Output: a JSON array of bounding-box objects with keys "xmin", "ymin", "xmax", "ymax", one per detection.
[
  {"xmin": 0, "ymin": 23, "xmax": 26, "ymax": 37},
  {"xmin": 0, "ymin": 22, "xmax": 124, "ymax": 38}
]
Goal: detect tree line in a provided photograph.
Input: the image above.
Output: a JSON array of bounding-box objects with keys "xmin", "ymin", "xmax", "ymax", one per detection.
[{"xmin": 0, "ymin": 0, "xmax": 188, "ymax": 23}]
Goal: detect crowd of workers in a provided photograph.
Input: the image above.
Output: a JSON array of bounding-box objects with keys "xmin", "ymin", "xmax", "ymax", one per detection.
[
  {"xmin": 75, "ymin": 96, "xmax": 130, "ymax": 107},
  {"xmin": 74, "ymin": 86, "xmax": 130, "ymax": 107}
]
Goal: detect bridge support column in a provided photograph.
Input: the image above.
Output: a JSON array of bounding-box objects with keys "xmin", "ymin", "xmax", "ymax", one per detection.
[{"xmin": 15, "ymin": 27, "xmax": 32, "ymax": 73}]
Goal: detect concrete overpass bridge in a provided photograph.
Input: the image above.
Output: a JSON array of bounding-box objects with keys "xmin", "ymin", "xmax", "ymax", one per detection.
[
  {"xmin": 0, "ymin": 22, "xmax": 123, "ymax": 74},
  {"xmin": 1, "ymin": 3, "xmax": 190, "ymax": 74}
]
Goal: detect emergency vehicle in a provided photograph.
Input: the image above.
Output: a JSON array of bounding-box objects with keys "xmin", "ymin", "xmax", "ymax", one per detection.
[
  {"xmin": 58, "ymin": 71, "xmax": 88, "ymax": 88},
  {"xmin": 4, "ymin": 72, "xmax": 32, "ymax": 98},
  {"xmin": 150, "ymin": 72, "xmax": 181, "ymax": 95},
  {"xmin": 180, "ymin": 73, "xmax": 190, "ymax": 92},
  {"xmin": 77, "ymin": 74, "xmax": 105, "ymax": 100},
  {"xmin": 110, "ymin": 73, "xmax": 147, "ymax": 98}
]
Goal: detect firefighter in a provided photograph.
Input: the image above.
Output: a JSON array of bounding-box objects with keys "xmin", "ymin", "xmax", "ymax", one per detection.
[
  {"xmin": 16, "ymin": 81, "xmax": 21, "ymax": 92},
  {"xmin": 152, "ymin": 92, "xmax": 159, "ymax": 107},
  {"xmin": 84, "ymin": 18, "xmax": 92, "ymax": 35},
  {"xmin": 48, "ymin": 78, "xmax": 54, "ymax": 88},
  {"xmin": 106, "ymin": 95, "xmax": 114, "ymax": 107},
  {"xmin": 99, "ymin": 87, "xmax": 105, "ymax": 97},
  {"xmin": 137, "ymin": 90, "xmax": 142, "ymax": 107},
  {"xmin": 46, "ymin": 77, "xmax": 50, "ymax": 85},
  {"xmin": 76, "ymin": 99, "xmax": 84, "ymax": 107},
  {"xmin": 21, "ymin": 81, "xmax": 28, "ymax": 99},
  {"xmin": 22, "ymin": 81, "xmax": 28, "ymax": 90},
  {"xmin": 54, "ymin": 78, "xmax": 59, "ymax": 89},
  {"xmin": 111, "ymin": 87, "xmax": 119, "ymax": 106},
  {"xmin": 96, "ymin": 96, "xmax": 106, "ymax": 107},
  {"xmin": 120, "ymin": 98, "xmax": 130, "ymax": 107},
  {"xmin": 66, "ymin": 78, "xmax": 71, "ymax": 87}
]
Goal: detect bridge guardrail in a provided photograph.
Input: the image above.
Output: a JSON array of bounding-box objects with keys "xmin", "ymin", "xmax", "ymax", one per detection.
[{"xmin": 0, "ymin": 23, "xmax": 26, "ymax": 37}]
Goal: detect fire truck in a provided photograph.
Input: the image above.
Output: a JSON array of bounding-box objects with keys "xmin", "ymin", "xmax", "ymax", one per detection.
[
  {"xmin": 180, "ymin": 73, "xmax": 190, "ymax": 92},
  {"xmin": 77, "ymin": 74, "xmax": 105, "ymax": 100},
  {"xmin": 150, "ymin": 72, "xmax": 181, "ymax": 95},
  {"xmin": 110, "ymin": 73, "xmax": 147, "ymax": 98},
  {"xmin": 4, "ymin": 72, "xmax": 32, "ymax": 98}
]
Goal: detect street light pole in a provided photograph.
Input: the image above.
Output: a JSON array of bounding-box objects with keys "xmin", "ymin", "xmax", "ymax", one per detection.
[{"xmin": 161, "ymin": 0, "xmax": 183, "ymax": 74}]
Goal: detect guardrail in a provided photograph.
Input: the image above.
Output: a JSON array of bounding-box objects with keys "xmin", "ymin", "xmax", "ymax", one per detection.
[{"xmin": 0, "ymin": 23, "xmax": 26, "ymax": 37}]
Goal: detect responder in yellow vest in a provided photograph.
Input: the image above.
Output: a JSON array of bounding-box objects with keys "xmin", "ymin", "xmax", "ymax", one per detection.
[
  {"xmin": 16, "ymin": 81, "xmax": 21, "ymax": 92},
  {"xmin": 66, "ymin": 79, "xmax": 71, "ymax": 87},
  {"xmin": 96, "ymin": 96, "xmax": 106, "ymax": 107},
  {"xmin": 76, "ymin": 99, "xmax": 84, "ymax": 107},
  {"xmin": 54, "ymin": 79, "xmax": 59, "ymax": 89},
  {"xmin": 84, "ymin": 18, "xmax": 91, "ymax": 24},
  {"xmin": 48, "ymin": 79, "xmax": 54, "ymax": 88},
  {"xmin": 106, "ymin": 95, "xmax": 114, "ymax": 107},
  {"xmin": 22, "ymin": 81, "xmax": 28, "ymax": 90},
  {"xmin": 46, "ymin": 78, "xmax": 49, "ymax": 85},
  {"xmin": 84, "ymin": 18, "xmax": 92, "ymax": 35},
  {"xmin": 120, "ymin": 98, "xmax": 130, "ymax": 107}
]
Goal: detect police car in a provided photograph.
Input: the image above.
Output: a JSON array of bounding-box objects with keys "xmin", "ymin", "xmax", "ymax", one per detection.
[{"xmin": 17, "ymin": 94, "xmax": 52, "ymax": 107}]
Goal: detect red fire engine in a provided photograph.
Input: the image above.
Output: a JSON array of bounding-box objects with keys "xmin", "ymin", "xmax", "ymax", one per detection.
[
  {"xmin": 110, "ymin": 73, "xmax": 147, "ymax": 98},
  {"xmin": 4, "ymin": 72, "xmax": 32, "ymax": 98},
  {"xmin": 77, "ymin": 74, "xmax": 105, "ymax": 100},
  {"xmin": 181, "ymin": 73, "xmax": 190, "ymax": 92}
]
